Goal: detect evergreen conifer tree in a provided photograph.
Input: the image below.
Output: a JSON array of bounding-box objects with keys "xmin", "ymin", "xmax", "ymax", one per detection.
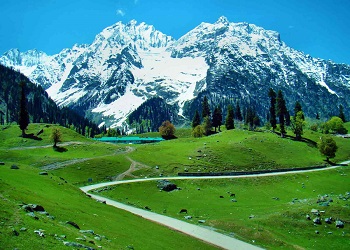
[
  {"xmin": 202, "ymin": 96, "xmax": 211, "ymax": 119},
  {"xmin": 268, "ymin": 88, "xmax": 277, "ymax": 130},
  {"xmin": 18, "ymin": 81, "xmax": 29, "ymax": 137},
  {"xmin": 339, "ymin": 104, "xmax": 346, "ymax": 122},
  {"xmin": 212, "ymin": 105, "xmax": 223, "ymax": 132},
  {"xmin": 225, "ymin": 104, "xmax": 234, "ymax": 130},
  {"xmin": 276, "ymin": 90, "xmax": 287, "ymax": 137},
  {"xmin": 235, "ymin": 101, "xmax": 243, "ymax": 121},
  {"xmin": 192, "ymin": 110, "xmax": 201, "ymax": 129}
]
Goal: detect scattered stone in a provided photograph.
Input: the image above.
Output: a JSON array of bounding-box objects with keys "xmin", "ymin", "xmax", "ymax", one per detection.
[
  {"xmin": 66, "ymin": 221, "xmax": 80, "ymax": 230},
  {"xmin": 336, "ymin": 220, "xmax": 344, "ymax": 228},
  {"xmin": 11, "ymin": 165, "xmax": 19, "ymax": 169},
  {"xmin": 76, "ymin": 237, "xmax": 86, "ymax": 241},
  {"xmin": 197, "ymin": 188, "xmax": 200, "ymax": 190},
  {"xmin": 198, "ymin": 220, "xmax": 206, "ymax": 223},
  {"xmin": 94, "ymin": 236, "xmax": 102, "ymax": 241},
  {"xmin": 311, "ymin": 209, "xmax": 319, "ymax": 215},
  {"xmin": 157, "ymin": 179, "xmax": 177, "ymax": 192},
  {"xmin": 219, "ymin": 196, "xmax": 224, "ymax": 198},
  {"xmin": 34, "ymin": 229, "xmax": 45, "ymax": 237},
  {"xmin": 63, "ymin": 241, "xmax": 94, "ymax": 250},
  {"xmin": 184, "ymin": 216, "xmax": 192, "ymax": 220},
  {"xmin": 306, "ymin": 214, "xmax": 311, "ymax": 220},
  {"xmin": 20, "ymin": 227, "xmax": 27, "ymax": 232},
  {"xmin": 313, "ymin": 217, "xmax": 321, "ymax": 225},
  {"xmin": 23, "ymin": 204, "xmax": 45, "ymax": 212},
  {"xmin": 325, "ymin": 218, "xmax": 332, "ymax": 224},
  {"xmin": 155, "ymin": 166, "xmax": 159, "ymax": 169},
  {"xmin": 144, "ymin": 206, "xmax": 151, "ymax": 211},
  {"xmin": 39, "ymin": 172, "xmax": 48, "ymax": 176},
  {"xmin": 80, "ymin": 230, "xmax": 95, "ymax": 235},
  {"xmin": 249, "ymin": 215, "xmax": 255, "ymax": 219},
  {"xmin": 12, "ymin": 229, "xmax": 19, "ymax": 236},
  {"xmin": 328, "ymin": 231, "xmax": 333, "ymax": 234},
  {"xmin": 315, "ymin": 230, "xmax": 319, "ymax": 234},
  {"xmin": 0, "ymin": 162, "xmax": 5, "ymax": 165},
  {"xmin": 231, "ymin": 199, "xmax": 237, "ymax": 202},
  {"xmin": 272, "ymin": 197, "xmax": 279, "ymax": 201},
  {"xmin": 27, "ymin": 212, "xmax": 39, "ymax": 220}
]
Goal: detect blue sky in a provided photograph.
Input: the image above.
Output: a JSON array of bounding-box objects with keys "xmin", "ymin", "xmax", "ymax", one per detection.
[{"xmin": 1, "ymin": 0, "xmax": 349, "ymax": 64}]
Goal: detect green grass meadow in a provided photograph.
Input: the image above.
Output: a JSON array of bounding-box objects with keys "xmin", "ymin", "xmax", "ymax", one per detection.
[
  {"xmin": 0, "ymin": 122, "xmax": 349, "ymax": 249},
  {"xmin": 98, "ymin": 168, "xmax": 350, "ymax": 249}
]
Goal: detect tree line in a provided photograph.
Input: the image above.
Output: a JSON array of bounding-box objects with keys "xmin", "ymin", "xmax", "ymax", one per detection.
[{"xmin": 0, "ymin": 64, "xmax": 101, "ymax": 137}]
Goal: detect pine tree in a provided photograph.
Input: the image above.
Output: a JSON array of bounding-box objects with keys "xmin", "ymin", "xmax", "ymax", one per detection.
[
  {"xmin": 276, "ymin": 90, "xmax": 287, "ymax": 137},
  {"xmin": 268, "ymin": 88, "xmax": 277, "ymax": 130},
  {"xmin": 294, "ymin": 101, "xmax": 304, "ymax": 120},
  {"xmin": 18, "ymin": 81, "xmax": 29, "ymax": 137},
  {"xmin": 339, "ymin": 104, "xmax": 346, "ymax": 122},
  {"xmin": 192, "ymin": 110, "xmax": 201, "ymax": 129},
  {"xmin": 225, "ymin": 104, "xmax": 234, "ymax": 130},
  {"xmin": 202, "ymin": 96, "xmax": 211, "ymax": 119},
  {"xmin": 212, "ymin": 105, "xmax": 222, "ymax": 132},
  {"xmin": 235, "ymin": 101, "xmax": 242, "ymax": 121}
]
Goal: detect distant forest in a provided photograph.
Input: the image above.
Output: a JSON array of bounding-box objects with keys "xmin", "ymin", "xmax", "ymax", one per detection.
[{"xmin": 0, "ymin": 64, "xmax": 101, "ymax": 137}]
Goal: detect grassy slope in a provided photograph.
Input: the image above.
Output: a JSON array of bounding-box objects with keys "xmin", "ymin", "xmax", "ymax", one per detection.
[
  {"xmin": 128, "ymin": 127, "xmax": 350, "ymax": 177},
  {"xmin": 99, "ymin": 168, "xmax": 350, "ymax": 249},
  {"xmin": 0, "ymin": 124, "xmax": 217, "ymax": 249}
]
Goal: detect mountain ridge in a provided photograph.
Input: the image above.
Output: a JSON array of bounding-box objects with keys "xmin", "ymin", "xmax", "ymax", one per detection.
[{"xmin": 1, "ymin": 16, "xmax": 349, "ymax": 128}]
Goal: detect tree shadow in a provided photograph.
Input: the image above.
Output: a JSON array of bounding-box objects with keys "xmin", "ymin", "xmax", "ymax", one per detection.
[
  {"xmin": 22, "ymin": 133, "xmax": 43, "ymax": 141},
  {"xmin": 53, "ymin": 146, "xmax": 68, "ymax": 153}
]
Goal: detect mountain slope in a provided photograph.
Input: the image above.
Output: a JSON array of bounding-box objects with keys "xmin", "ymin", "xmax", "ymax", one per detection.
[{"xmin": 1, "ymin": 17, "xmax": 349, "ymax": 128}]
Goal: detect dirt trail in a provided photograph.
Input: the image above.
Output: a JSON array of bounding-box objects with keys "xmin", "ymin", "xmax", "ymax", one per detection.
[
  {"xmin": 40, "ymin": 146, "xmax": 135, "ymax": 171},
  {"xmin": 113, "ymin": 156, "xmax": 150, "ymax": 180}
]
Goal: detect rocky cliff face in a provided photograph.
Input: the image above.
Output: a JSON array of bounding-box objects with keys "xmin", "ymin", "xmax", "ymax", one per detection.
[{"xmin": 1, "ymin": 17, "xmax": 349, "ymax": 127}]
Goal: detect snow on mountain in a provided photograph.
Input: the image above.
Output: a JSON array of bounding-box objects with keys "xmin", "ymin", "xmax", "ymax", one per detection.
[{"xmin": 1, "ymin": 16, "xmax": 349, "ymax": 127}]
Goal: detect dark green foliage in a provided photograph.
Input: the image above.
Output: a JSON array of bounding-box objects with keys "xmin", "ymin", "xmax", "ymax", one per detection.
[
  {"xmin": 318, "ymin": 135, "xmax": 338, "ymax": 161},
  {"xmin": 276, "ymin": 90, "xmax": 288, "ymax": 137},
  {"xmin": 235, "ymin": 101, "xmax": 243, "ymax": 121},
  {"xmin": 18, "ymin": 81, "xmax": 29, "ymax": 137},
  {"xmin": 292, "ymin": 111, "xmax": 305, "ymax": 140},
  {"xmin": 191, "ymin": 110, "xmax": 201, "ymax": 129},
  {"xmin": 339, "ymin": 105, "xmax": 346, "ymax": 122},
  {"xmin": 128, "ymin": 97, "xmax": 178, "ymax": 133},
  {"xmin": 244, "ymin": 106, "xmax": 260, "ymax": 130},
  {"xmin": 294, "ymin": 101, "xmax": 305, "ymax": 120},
  {"xmin": 212, "ymin": 105, "xmax": 222, "ymax": 132},
  {"xmin": 268, "ymin": 88, "xmax": 277, "ymax": 130},
  {"xmin": 225, "ymin": 104, "xmax": 234, "ymax": 130},
  {"xmin": 202, "ymin": 116, "xmax": 212, "ymax": 136},
  {"xmin": 0, "ymin": 64, "xmax": 100, "ymax": 137},
  {"xmin": 201, "ymin": 96, "xmax": 211, "ymax": 119}
]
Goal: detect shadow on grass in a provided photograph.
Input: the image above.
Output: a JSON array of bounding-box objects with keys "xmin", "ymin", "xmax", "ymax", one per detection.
[
  {"xmin": 22, "ymin": 133, "xmax": 43, "ymax": 141},
  {"xmin": 271, "ymin": 131, "xmax": 317, "ymax": 147},
  {"xmin": 53, "ymin": 146, "xmax": 68, "ymax": 153}
]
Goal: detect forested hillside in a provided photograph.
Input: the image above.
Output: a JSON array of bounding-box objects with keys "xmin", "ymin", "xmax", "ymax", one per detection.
[
  {"xmin": 0, "ymin": 64, "xmax": 100, "ymax": 136},
  {"xmin": 128, "ymin": 97, "xmax": 179, "ymax": 133}
]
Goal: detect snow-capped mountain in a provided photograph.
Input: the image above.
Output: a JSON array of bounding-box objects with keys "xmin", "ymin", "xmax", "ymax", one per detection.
[{"xmin": 1, "ymin": 17, "xmax": 349, "ymax": 127}]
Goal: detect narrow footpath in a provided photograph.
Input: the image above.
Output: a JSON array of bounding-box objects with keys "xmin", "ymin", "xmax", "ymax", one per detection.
[{"xmin": 80, "ymin": 161, "xmax": 349, "ymax": 250}]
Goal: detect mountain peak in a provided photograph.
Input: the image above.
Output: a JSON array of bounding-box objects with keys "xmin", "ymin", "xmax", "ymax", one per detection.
[
  {"xmin": 128, "ymin": 19, "xmax": 138, "ymax": 26},
  {"xmin": 215, "ymin": 16, "xmax": 229, "ymax": 25}
]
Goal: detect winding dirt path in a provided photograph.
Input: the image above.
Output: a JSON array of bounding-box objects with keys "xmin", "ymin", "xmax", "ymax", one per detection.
[
  {"xmin": 80, "ymin": 160, "xmax": 349, "ymax": 250},
  {"xmin": 40, "ymin": 146, "xmax": 135, "ymax": 171}
]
